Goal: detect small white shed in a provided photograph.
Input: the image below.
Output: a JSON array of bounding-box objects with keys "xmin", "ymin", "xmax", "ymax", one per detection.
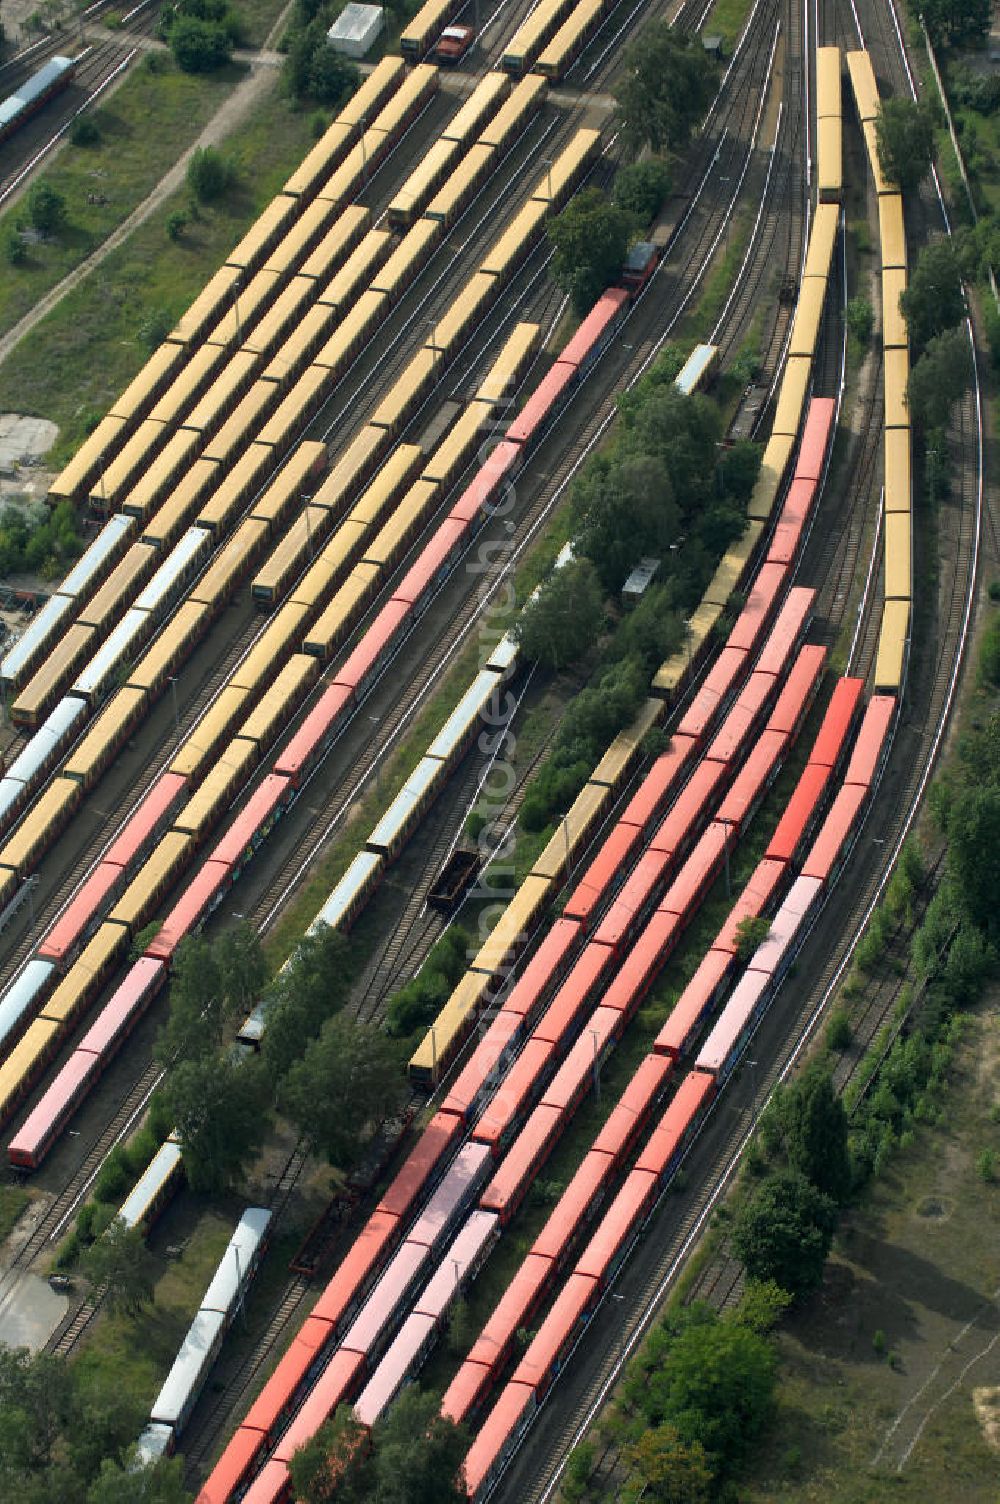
[{"xmin": 327, "ymin": 3, "xmax": 385, "ymax": 57}]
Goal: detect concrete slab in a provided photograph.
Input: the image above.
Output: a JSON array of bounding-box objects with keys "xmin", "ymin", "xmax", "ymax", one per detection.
[
  {"xmin": 0, "ymin": 413, "xmax": 58, "ymax": 474},
  {"xmin": 0, "ymin": 1267, "xmax": 68, "ymax": 1351}
]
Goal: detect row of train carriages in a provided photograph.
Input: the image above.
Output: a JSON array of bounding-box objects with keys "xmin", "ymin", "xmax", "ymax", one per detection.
[{"xmin": 401, "ymin": 0, "xmax": 624, "ymax": 81}]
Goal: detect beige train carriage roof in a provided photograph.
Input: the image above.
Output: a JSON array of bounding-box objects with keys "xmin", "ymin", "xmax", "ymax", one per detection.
[
  {"xmin": 372, "ymin": 62, "xmax": 439, "ymax": 138},
  {"xmin": 747, "ymin": 431, "xmax": 796, "ymax": 520},
  {"xmin": 183, "ymin": 350, "xmax": 257, "ymax": 433},
  {"xmin": 263, "ymin": 311, "xmax": 325, "ymax": 386},
  {"xmin": 64, "ymin": 686, "xmax": 146, "ymax": 782},
  {"xmin": 874, "ymin": 598, "xmax": 910, "ymax": 693},
  {"xmin": 424, "ymin": 142, "xmax": 496, "ymax": 221},
  {"xmin": 97, "ymin": 418, "xmax": 167, "ymax": 502},
  {"xmin": 283, "ymin": 121, "xmax": 354, "ymax": 199},
  {"xmin": 202, "ymin": 381, "xmax": 279, "ymax": 467},
  {"xmin": 532, "ymin": 781, "xmax": 613, "ymax": 883},
  {"xmin": 264, "ymin": 195, "xmax": 337, "ymax": 277},
  {"xmin": 12, "ymin": 625, "xmax": 94, "ymax": 724},
  {"xmin": 124, "ymin": 428, "xmax": 202, "ymax": 522},
  {"xmin": 360, "ymin": 479, "xmax": 440, "ymax": 567},
  {"xmin": 504, "ymin": 0, "xmax": 571, "ymax": 63},
  {"xmin": 251, "ymin": 440, "xmax": 328, "ymax": 526},
  {"xmin": 480, "ymin": 199, "xmax": 549, "ymax": 280},
  {"xmin": 815, "ymin": 45, "xmax": 842, "ymax": 118},
  {"xmin": 316, "ymin": 130, "xmax": 388, "ymax": 207},
  {"xmin": 409, "ymin": 969, "xmax": 494, "ymax": 1075},
  {"xmin": 287, "ymin": 548, "xmax": 342, "ymax": 613},
  {"xmin": 77, "ymin": 543, "xmax": 157, "ymax": 629},
  {"xmin": 370, "ymin": 217, "xmax": 442, "ymax": 299},
  {"xmin": 299, "ymin": 204, "xmax": 371, "ymax": 281},
  {"xmin": 530, "ymin": 127, "xmax": 600, "ymax": 203},
  {"xmin": 442, "ymin": 72, "xmax": 510, "ymax": 144},
  {"xmin": 142, "ymin": 458, "xmax": 221, "ymax": 547},
  {"xmin": 368, "ymin": 348, "xmax": 442, "ymax": 433},
  {"xmin": 788, "ymin": 276, "xmax": 827, "ymax": 361},
  {"xmin": 816, "ymin": 116, "xmax": 842, "ymax": 199},
  {"xmin": 770, "ymin": 355, "xmax": 812, "ymax": 438},
  {"xmin": 49, "ymin": 413, "xmax": 128, "ymax": 501},
  {"xmin": 241, "ymin": 276, "xmax": 317, "ymax": 359},
  {"xmin": 428, "ymin": 272, "xmax": 498, "ymax": 352},
  {"xmin": 590, "ymin": 697, "xmax": 663, "ymax": 787},
  {"xmin": 802, "ymin": 202, "xmax": 839, "ymax": 281},
  {"xmin": 846, "ymin": 48, "xmax": 880, "ymax": 123},
  {"xmin": 237, "ymin": 654, "xmax": 318, "ymax": 748},
  {"xmin": 304, "ymin": 562, "xmax": 380, "ymax": 653},
  {"xmin": 226, "ymin": 194, "xmax": 298, "ymax": 273},
  {"xmin": 317, "ymin": 517, "xmax": 368, "ymax": 577},
  {"xmin": 723, "ymin": 518, "xmax": 766, "ymax": 580},
  {"xmin": 884, "ymin": 510, "xmax": 911, "ymax": 601},
  {"xmin": 107, "ymin": 830, "xmax": 193, "ymax": 930},
  {"xmin": 230, "ymin": 603, "xmax": 311, "ymax": 695},
  {"xmin": 171, "ymin": 742, "xmax": 257, "ymax": 837},
  {"xmin": 883, "ymin": 426, "xmax": 910, "ymax": 513},
  {"xmin": 0, "ymin": 1019, "xmax": 61, "ymax": 1119},
  {"xmin": 149, "ymin": 342, "xmax": 226, "ymax": 427},
  {"xmin": 704, "ymin": 548, "xmax": 746, "ymax": 609},
  {"xmin": 884, "ymin": 346, "xmax": 909, "ymax": 429},
  {"xmin": 478, "ymin": 76, "xmax": 547, "ymax": 148},
  {"xmin": 313, "ymin": 425, "xmax": 388, "ymax": 510},
  {"xmin": 470, "ymin": 873, "xmax": 552, "ymax": 976},
  {"xmin": 881, "ymin": 267, "xmax": 908, "ymax": 349},
  {"xmin": 538, "ymin": 0, "xmax": 606, "ymax": 73},
  {"xmin": 388, "ymin": 139, "xmax": 462, "ymax": 224},
  {"xmin": 43, "ymin": 923, "xmax": 128, "ymax": 1022},
  {"xmin": 862, "ymin": 120, "xmax": 893, "ymax": 194},
  {"xmin": 0, "ymin": 776, "xmax": 79, "ymax": 874},
  {"xmin": 421, "ymin": 403, "xmax": 491, "ymax": 487},
  {"xmin": 191, "ymin": 518, "xmax": 269, "ymax": 609},
  {"xmin": 171, "ymin": 265, "xmax": 242, "ymax": 345},
  {"xmin": 128, "ymin": 601, "xmax": 210, "ymax": 696},
  {"xmin": 252, "ymin": 506, "xmax": 329, "ymax": 596},
  {"xmin": 878, "ymin": 193, "xmax": 907, "ymax": 271},
  {"xmin": 170, "ymin": 686, "xmax": 251, "ymax": 780},
  {"xmin": 109, "ymin": 343, "xmax": 187, "ymax": 424},
  {"xmin": 337, "ymin": 56, "xmax": 407, "ymax": 130},
  {"xmin": 317, "ymin": 233, "xmax": 393, "ymax": 310},
  {"xmin": 196, "ymin": 443, "xmax": 275, "ymax": 533},
  {"xmin": 474, "ymin": 322, "xmax": 541, "ymax": 404},
  {"xmin": 207, "ymin": 268, "xmax": 281, "ymax": 348},
  {"xmin": 347, "ymin": 445, "xmax": 424, "ymax": 526},
  {"xmin": 257, "ymin": 364, "xmax": 332, "ymax": 448},
  {"xmin": 400, "ymin": 0, "xmax": 453, "ymax": 52}
]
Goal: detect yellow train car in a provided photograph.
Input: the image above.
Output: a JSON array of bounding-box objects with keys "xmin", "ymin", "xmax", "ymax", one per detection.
[
  {"xmin": 196, "ymin": 443, "xmax": 276, "ymax": 537},
  {"xmin": 170, "ymin": 265, "xmax": 243, "ymax": 346},
  {"xmin": 262, "ymin": 315, "xmax": 323, "ymax": 388},
  {"xmin": 108, "ymin": 831, "xmax": 193, "ymax": 931},
  {"xmin": 283, "ymin": 121, "xmax": 354, "ymax": 201},
  {"xmin": 172, "ymin": 740, "xmax": 259, "ymax": 842},
  {"xmin": 0, "ymin": 1018, "xmax": 62, "ymax": 1125},
  {"xmin": 884, "ymin": 427, "xmax": 910, "ymax": 514},
  {"xmin": 845, "ymin": 48, "xmax": 880, "ymax": 123},
  {"xmin": 802, "ymin": 202, "xmax": 839, "ymax": 282},
  {"xmin": 314, "ymin": 291, "xmax": 390, "ymax": 378},
  {"xmin": 206, "ymin": 268, "xmax": 282, "ymax": 350},
  {"xmin": 530, "ymin": 127, "xmax": 600, "ymax": 207},
  {"xmin": 815, "ymin": 45, "xmax": 842, "ymax": 120},
  {"xmin": 286, "ymin": 548, "xmax": 341, "ymax": 611},
  {"xmin": 530, "ymin": 781, "xmax": 613, "ymax": 885},
  {"xmin": 248, "ymin": 440, "xmax": 327, "ymax": 532},
  {"xmin": 170, "ymin": 685, "xmax": 251, "ymax": 783},
  {"xmin": 263, "ymin": 195, "xmax": 338, "ymax": 278},
  {"xmin": 884, "ymin": 346, "xmax": 909, "ymax": 429},
  {"xmin": 369, "ymin": 351, "xmax": 444, "ymax": 435},
  {"xmin": 878, "ymin": 193, "xmax": 907, "ymax": 272},
  {"xmin": 63, "ymin": 686, "xmax": 147, "ymax": 786},
  {"xmin": 862, "ymin": 120, "xmax": 894, "ymax": 194},
  {"xmin": 0, "ymin": 775, "xmax": 81, "ymax": 874},
  {"xmin": 722, "ymin": 519, "xmax": 766, "ymax": 583},
  {"xmin": 48, "ymin": 413, "xmax": 129, "ymax": 506},
  {"xmin": 882, "ymin": 267, "xmax": 908, "ymax": 349},
  {"xmin": 704, "ymin": 548, "xmax": 747, "ymax": 609},
  {"xmin": 312, "ymin": 425, "xmax": 389, "ymax": 513},
  {"xmin": 873, "ymin": 598, "xmax": 910, "ymax": 694},
  {"xmin": 884, "ymin": 510, "xmax": 911, "ymax": 601},
  {"xmin": 502, "ymin": 0, "xmax": 575, "ymax": 74},
  {"xmin": 651, "ymin": 599, "xmax": 724, "ymax": 697},
  {"xmin": 480, "ymin": 199, "xmax": 549, "ymax": 282},
  {"xmin": 11, "ymin": 625, "xmax": 95, "ymax": 729},
  {"xmin": 788, "ymin": 276, "xmax": 827, "ymax": 360},
  {"xmin": 480, "ymin": 76, "xmax": 548, "ymax": 150},
  {"xmin": 233, "ymin": 653, "xmax": 319, "ymax": 754},
  {"xmin": 88, "ymin": 418, "xmax": 167, "ymax": 513},
  {"xmin": 428, "ymin": 273, "xmax": 499, "ymax": 359},
  {"xmin": 141, "ymin": 459, "xmax": 222, "ymax": 552},
  {"xmin": 109, "ymin": 342, "xmax": 188, "ymax": 425},
  {"xmin": 372, "ymin": 62, "xmax": 439, "ymax": 141},
  {"xmin": 77, "ymin": 543, "xmax": 159, "ymax": 631},
  {"xmin": 121, "ymin": 429, "xmax": 202, "ymax": 524},
  {"xmin": 469, "ymin": 873, "xmax": 552, "ymax": 975},
  {"xmin": 816, "ymin": 115, "xmax": 843, "ymax": 203},
  {"xmin": 316, "ymin": 229, "xmax": 394, "ymax": 313},
  {"xmin": 747, "ymin": 431, "xmax": 796, "ymax": 522},
  {"xmin": 240, "ymin": 277, "xmax": 317, "ymax": 361},
  {"xmin": 400, "ymin": 0, "xmax": 455, "ymax": 57},
  {"xmin": 42, "ymin": 922, "xmax": 129, "ymax": 1027},
  {"xmin": 442, "ymin": 73, "xmax": 510, "ymax": 144},
  {"xmin": 360, "ymin": 479, "xmax": 441, "ymax": 570},
  {"xmin": 370, "ymin": 218, "xmax": 442, "ymax": 302},
  {"xmin": 191, "ymin": 518, "xmax": 271, "ymax": 611},
  {"xmin": 250, "ymin": 506, "xmax": 333, "ymax": 609},
  {"xmin": 589, "ymin": 702, "xmax": 661, "ymax": 790},
  {"xmin": 316, "ymin": 130, "xmax": 388, "ymax": 208},
  {"xmin": 299, "ymin": 204, "xmax": 371, "ymax": 283},
  {"xmin": 421, "ymin": 403, "xmax": 491, "ymax": 490},
  {"xmin": 127, "ymin": 600, "xmax": 211, "ymax": 700},
  {"xmin": 181, "ymin": 350, "xmax": 259, "ymax": 437},
  {"xmin": 408, "ymin": 969, "xmax": 495, "ymax": 1087},
  {"xmin": 225, "ymin": 194, "xmax": 299, "ymax": 276},
  {"xmin": 535, "ymin": 0, "xmax": 608, "ymax": 82},
  {"xmin": 230, "ymin": 602, "xmax": 311, "ymax": 695},
  {"xmin": 302, "ymin": 561, "xmax": 382, "ymax": 659},
  {"xmin": 346, "ymin": 445, "xmax": 426, "ymax": 526},
  {"xmin": 424, "ymin": 143, "xmax": 497, "ymax": 228},
  {"xmin": 770, "ymin": 356, "xmax": 812, "ymax": 439},
  {"xmin": 148, "ymin": 342, "xmax": 228, "ymax": 429},
  {"xmin": 472, "ymin": 322, "xmax": 541, "ymax": 406},
  {"xmin": 338, "ymin": 56, "xmax": 407, "ymax": 131},
  {"xmin": 202, "ymin": 381, "xmax": 281, "ymax": 469},
  {"xmin": 257, "ymin": 365, "xmax": 333, "ymax": 451},
  {"xmin": 388, "ymin": 141, "xmax": 463, "ymax": 231},
  {"xmin": 299, "ymin": 517, "xmax": 368, "ymax": 598}
]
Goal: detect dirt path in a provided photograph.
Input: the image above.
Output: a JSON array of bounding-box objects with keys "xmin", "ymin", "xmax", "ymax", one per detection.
[{"xmin": 0, "ymin": 2, "xmax": 295, "ymax": 371}]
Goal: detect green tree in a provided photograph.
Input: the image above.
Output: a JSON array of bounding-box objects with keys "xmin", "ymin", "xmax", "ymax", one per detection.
[
  {"xmin": 901, "ymin": 238, "xmax": 965, "ymax": 349},
  {"xmin": 309, "ymin": 42, "xmax": 358, "ymax": 107},
  {"xmin": 5, "ymin": 226, "xmax": 27, "ymax": 265},
  {"xmin": 166, "ymin": 1051, "xmax": 271, "ymax": 1191},
  {"xmin": 625, "ymin": 1422, "xmax": 714, "ymax": 1502},
  {"xmin": 731, "ymin": 1169, "xmax": 837, "ymax": 1297},
  {"xmin": 216, "ymin": 921, "xmax": 269, "ymax": 1016},
  {"xmin": 614, "ymin": 26, "xmax": 715, "ymax": 155},
  {"xmin": 921, "ymin": 0, "xmax": 990, "ymax": 47},
  {"xmin": 155, "ymin": 934, "xmax": 225, "ymax": 1067},
  {"xmin": 547, "ymin": 188, "xmax": 633, "ymax": 314},
  {"xmin": 85, "ymin": 1456, "xmax": 192, "ymax": 1503},
  {"xmin": 166, "ymin": 211, "xmax": 187, "ymax": 242},
  {"xmin": 288, "ymin": 1406, "xmax": 371, "ymax": 1503},
  {"xmin": 281, "ymin": 1014, "xmax": 406, "ymax": 1167},
  {"xmin": 907, "ymin": 327, "xmax": 972, "ymax": 430},
  {"xmin": 760, "ymin": 1061, "xmax": 852, "ymax": 1204},
  {"xmin": 261, "ymin": 924, "xmax": 353, "ymax": 1085},
  {"xmin": 168, "ymin": 14, "xmax": 232, "ymax": 71},
  {"xmin": 734, "ymin": 915, "xmax": 770, "ymax": 961},
  {"xmin": 186, "ymin": 145, "xmax": 233, "ymax": 203},
  {"xmin": 845, "ymin": 296, "xmax": 873, "ymax": 347},
  {"xmin": 613, "ymin": 157, "xmax": 672, "ymax": 225},
  {"xmin": 946, "ymin": 787, "xmax": 1000, "ymax": 939},
  {"xmin": 372, "ymin": 1386, "xmax": 468, "ymax": 1504},
  {"xmin": 515, "ymin": 557, "xmax": 606, "ymax": 670},
  {"xmin": 26, "ymin": 180, "xmax": 67, "ymax": 237},
  {"xmin": 572, "ymin": 452, "xmax": 681, "ymax": 593},
  {"xmin": 875, "ymin": 99, "xmax": 935, "ymax": 196},
  {"xmin": 82, "ymin": 1219, "xmax": 156, "ymax": 1316}
]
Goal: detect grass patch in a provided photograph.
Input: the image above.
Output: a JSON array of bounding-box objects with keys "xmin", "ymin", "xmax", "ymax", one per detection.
[
  {"xmin": 0, "ymin": 1184, "xmax": 30, "ymax": 1245},
  {"xmin": 238, "ymin": 0, "xmax": 295, "ymax": 46},
  {"xmin": 702, "ymin": 0, "xmax": 753, "ymax": 48},
  {"xmin": 0, "ymin": 55, "xmax": 245, "ymax": 349},
  {"xmin": 0, "ymin": 70, "xmax": 316, "ymax": 462},
  {"xmin": 679, "ymin": 209, "xmax": 752, "ymax": 343}
]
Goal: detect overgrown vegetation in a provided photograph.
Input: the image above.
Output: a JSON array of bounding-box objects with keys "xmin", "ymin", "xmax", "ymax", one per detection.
[
  {"xmin": 385, "ymin": 926, "xmax": 471, "ymax": 1037},
  {"xmin": 0, "ymin": 500, "xmax": 82, "ymax": 580},
  {"xmin": 280, "ymin": 0, "xmax": 369, "ymax": 107},
  {"xmin": 160, "ymin": 0, "xmax": 244, "ymax": 72},
  {"xmin": 290, "ymin": 1386, "xmax": 467, "ymax": 1503},
  {"xmin": 614, "ymin": 24, "xmax": 716, "ymax": 157}
]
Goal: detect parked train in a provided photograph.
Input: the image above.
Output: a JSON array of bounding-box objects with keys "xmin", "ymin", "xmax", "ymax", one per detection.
[{"xmin": 0, "ymin": 54, "xmax": 77, "ymax": 146}]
